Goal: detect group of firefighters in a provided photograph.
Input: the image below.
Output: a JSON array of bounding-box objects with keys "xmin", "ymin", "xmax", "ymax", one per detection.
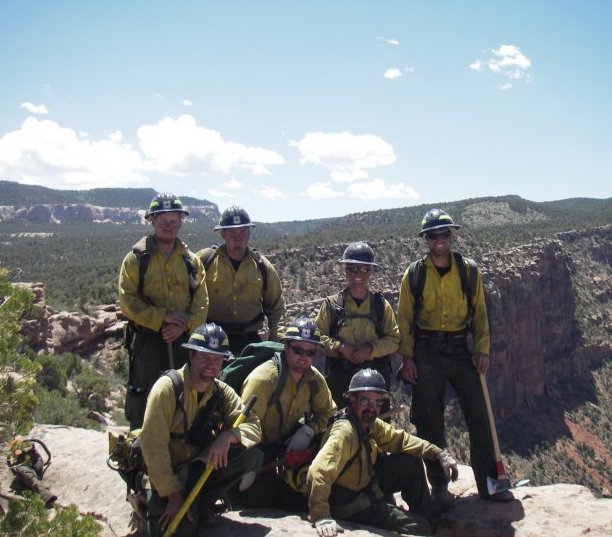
[{"xmin": 118, "ymin": 193, "xmax": 514, "ymax": 537}]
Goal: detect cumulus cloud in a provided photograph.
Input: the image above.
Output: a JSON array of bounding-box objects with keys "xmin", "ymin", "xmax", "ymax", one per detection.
[
  {"xmin": 306, "ymin": 182, "xmax": 344, "ymax": 200},
  {"xmin": 138, "ymin": 114, "xmax": 285, "ymax": 176},
  {"xmin": 470, "ymin": 44, "xmax": 533, "ymax": 89},
  {"xmin": 258, "ymin": 185, "xmax": 287, "ymax": 200},
  {"xmin": 20, "ymin": 102, "xmax": 48, "ymax": 115},
  {"xmin": 207, "ymin": 189, "xmax": 232, "ymax": 198},
  {"xmin": 347, "ymin": 178, "xmax": 419, "ymax": 200},
  {"xmin": 0, "ymin": 117, "xmax": 146, "ymax": 189},
  {"xmin": 290, "ymin": 131, "xmax": 396, "ymax": 183},
  {"xmin": 376, "ymin": 36, "xmax": 400, "ymax": 46},
  {"xmin": 225, "ymin": 178, "xmax": 243, "ymax": 190},
  {"xmin": 384, "ymin": 68, "xmax": 402, "ymax": 80},
  {"xmin": 183, "ymin": 99, "xmax": 193, "ymax": 107}
]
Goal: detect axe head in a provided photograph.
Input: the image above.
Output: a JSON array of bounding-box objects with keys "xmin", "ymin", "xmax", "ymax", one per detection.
[{"xmin": 487, "ymin": 475, "xmax": 512, "ymax": 496}]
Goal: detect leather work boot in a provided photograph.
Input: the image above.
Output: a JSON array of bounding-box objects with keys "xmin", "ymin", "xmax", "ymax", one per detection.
[
  {"xmin": 482, "ymin": 489, "xmax": 515, "ymax": 502},
  {"xmin": 431, "ymin": 486, "xmax": 455, "ymax": 506}
]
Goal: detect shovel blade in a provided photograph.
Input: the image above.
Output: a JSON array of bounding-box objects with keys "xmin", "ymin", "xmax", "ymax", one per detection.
[{"xmin": 487, "ymin": 475, "xmax": 512, "ymax": 496}]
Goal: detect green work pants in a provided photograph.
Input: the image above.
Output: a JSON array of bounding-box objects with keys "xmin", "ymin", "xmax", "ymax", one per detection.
[
  {"xmin": 146, "ymin": 445, "xmax": 261, "ymax": 537},
  {"xmin": 330, "ymin": 454, "xmax": 432, "ymax": 536},
  {"xmin": 411, "ymin": 336, "xmax": 496, "ymax": 497},
  {"xmin": 125, "ymin": 328, "xmax": 189, "ymax": 430}
]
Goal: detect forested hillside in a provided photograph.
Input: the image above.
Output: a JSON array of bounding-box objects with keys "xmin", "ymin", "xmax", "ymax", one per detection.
[
  {"xmin": 0, "ymin": 180, "xmax": 211, "ymax": 208},
  {"xmin": 1, "ymin": 194, "xmax": 610, "ymax": 311}
]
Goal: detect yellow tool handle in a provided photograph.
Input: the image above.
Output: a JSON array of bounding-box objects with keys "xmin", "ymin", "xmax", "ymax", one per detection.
[{"xmin": 163, "ymin": 395, "xmax": 257, "ymax": 537}]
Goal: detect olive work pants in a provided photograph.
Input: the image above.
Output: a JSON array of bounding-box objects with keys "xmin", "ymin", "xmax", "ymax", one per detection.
[
  {"xmin": 146, "ymin": 446, "xmax": 262, "ymax": 537},
  {"xmin": 325, "ymin": 357, "xmax": 392, "ymax": 416},
  {"xmin": 125, "ymin": 328, "xmax": 190, "ymax": 430},
  {"xmin": 330, "ymin": 454, "xmax": 433, "ymax": 536},
  {"xmin": 411, "ymin": 336, "xmax": 497, "ymax": 497}
]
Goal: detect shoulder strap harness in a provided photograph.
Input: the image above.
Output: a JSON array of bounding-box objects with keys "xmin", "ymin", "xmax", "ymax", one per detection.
[
  {"xmin": 327, "ymin": 288, "xmax": 386, "ymax": 340},
  {"xmin": 408, "ymin": 252, "xmax": 479, "ymax": 333}
]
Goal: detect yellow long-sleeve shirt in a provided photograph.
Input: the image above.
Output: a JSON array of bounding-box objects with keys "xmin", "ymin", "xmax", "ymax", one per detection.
[
  {"xmin": 240, "ymin": 356, "xmax": 336, "ymax": 444},
  {"xmin": 307, "ymin": 414, "xmax": 441, "ymax": 522},
  {"xmin": 315, "ymin": 290, "xmax": 400, "ymax": 359},
  {"xmin": 396, "ymin": 252, "xmax": 490, "ymax": 356},
  {"xmin": 118, "ymin": 236, "xmax": 208, "ymax": 332},
  {"xmin": 196, "ymin": 245, "xmax": 285, "ymax": 339},
  {"xmin": 139, "ymin": 366, "xmax": 262, "ymax": 497}
]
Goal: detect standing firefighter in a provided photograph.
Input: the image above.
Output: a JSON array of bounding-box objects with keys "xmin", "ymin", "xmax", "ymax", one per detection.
[
  {"xmin": 196, "ymin": 206, "xmax": 285, "ymax": 356},
  {"xmin": 306, "ymin": 369, "xmax": 458, "ymax": 537},
  {"xmin": 316, "ymin": 241, "xmax": 400, "ymax": 413},
  {"xmin": 139, "ymin": 323, "xmax": 262, "ymax": 537},
  {"xmin": 396, "ymin": 209, "xmax": 513, "ymax": 503},
  {"xmin": 119, "ymin": 193, "xmax": 208, "ymax": 430}
]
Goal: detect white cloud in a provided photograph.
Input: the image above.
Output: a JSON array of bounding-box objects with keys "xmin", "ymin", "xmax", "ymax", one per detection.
[
  {"xmin": 208, "ymin": 189, "xmax": 232, "ymax": 198},
  {"xmin": 258, "ymin": 185, "xmax": 287, "ymax": 200},
  {"xmin": 290, "ymin": 131, "xmax": 396, "ymax": 183},
  {"xmin": 0, "ymin": 117, "xmax": 146, "ymax": 189},
  {"xmin": 347, "ymin": 178, "xmax": 419, "ymax": 200},
  {"xmin": 384, "ymin": 68, "xmax": 402, "ymax": 80},
  {"xmin": 20, "ymin": 102, "xmax": 48, "ymax": 115},
  {"xmin": 183, "ymin": 99, "xmax": 193, "ymax": 107},
  {"xmin": 376, "ymin": 36, "xmax": 400, "ymax": 46},
  {"xmin": 470, "ymin": 44, "xmax": 533, "ymax": 88},
  {"xmin": 225, "ymin": 178, "xmax": 243, "ymax": 190},
  {"xmin": 109, "ymin": 130, "xmax": 123, "ymax": 143},
  {"xmin": 137, "ymin": 114, "xmax": 285, "ymax": 176},
  {"xmin": 306, "ymin": 182, "xmax": 344, "ymax": 200}
]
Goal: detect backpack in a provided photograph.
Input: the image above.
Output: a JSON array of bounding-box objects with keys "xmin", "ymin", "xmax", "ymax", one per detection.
[
  {"xmin": 407, "ymin": 251, "xmax": 478, "ymax": 333},
  {"xmin": 219, "ymin": 340, "xmax": 319, "ymax": 434},
  {"xmin": 133, "ymin": 235, "xmax": 198, "ymax": 302},
  {"xmin": 326, "ymin": 288, "xmax": 387, "ymax": 340},
  {"xmin": 202, "ymin": 244, "xmax": 269, "ymax": 296}
]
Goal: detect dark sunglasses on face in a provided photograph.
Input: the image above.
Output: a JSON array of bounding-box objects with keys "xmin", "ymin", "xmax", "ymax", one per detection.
[
  {"xmin": 288, "ymin": 344, "xmax": 317, "ymax": 357},
  {"xmin": 356, "ymin": 396, "xmax": 385, "ymax": 409},
  {"xmin": 346, "ymin": 265, "xmax": 371, "ymax": 274},
  {"xmin": 426, "ymin": 230, "xmax": 451, "ymax": 241}
]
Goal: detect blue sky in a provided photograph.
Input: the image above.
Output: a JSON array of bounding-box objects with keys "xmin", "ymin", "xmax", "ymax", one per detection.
[{"xmin": 1, "ymin": 1, "xmax": 610, "ymax": 222}]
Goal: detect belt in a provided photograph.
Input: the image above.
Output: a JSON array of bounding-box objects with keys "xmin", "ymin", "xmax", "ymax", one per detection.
[{"xmin": 415, "ymin": 328, "xmax": 467, "ymax": 340}]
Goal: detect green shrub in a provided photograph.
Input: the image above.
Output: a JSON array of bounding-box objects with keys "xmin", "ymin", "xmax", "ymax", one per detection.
[
  {"xmin": 73, "ymin": 368, "xmax": 111, "ymax": 412},
  {"xmin": 34, "ymin": 355, "xmax": 67, "ymax": 395},
  {"xmin": 0, "ymin": 268, "xmax": 39, "ymax": 440},
  {"xmin": 0, "ymin": 491, "xmax": 102, "ymax": 536},
  {"xmin": 33, "ymin": 388, "xmax": 99, "ymax": 430}
]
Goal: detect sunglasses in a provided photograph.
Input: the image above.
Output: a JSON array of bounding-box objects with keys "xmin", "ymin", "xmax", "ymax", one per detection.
[
  {"xmin": 425, "ymin": 231, "xmax": 451, "ymax": 241},
  {"xmin": 356, "ymin": 396, "xmax": 385, "ymax": 409},
  {"xmin": 346, "ymin": 265, "xmax": 371, "ymax": 273},
  {"xmin": 288, "ymin": 344, "xmax": 317, "ymax": 357}
]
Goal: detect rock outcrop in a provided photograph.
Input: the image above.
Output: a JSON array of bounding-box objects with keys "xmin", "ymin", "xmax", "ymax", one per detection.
[
  {"xmin": 17, "ymin": 282, "xmax": 124, "ymax": 355},
  {"xmin": 0, "ymin": 203, "xmax": 218, "ymax": 224},
  {"xmin": 1, "ymin": 425, "xmax": 609, "ymax": 537}
]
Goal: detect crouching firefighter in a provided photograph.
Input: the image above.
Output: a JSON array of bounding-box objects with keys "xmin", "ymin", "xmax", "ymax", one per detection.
[
  {"xmin": 233, "ymin": 318, "xmax": 337, "ymax": 510},
  {"xmin": 139, "ymin": 323, "xmax": 262, "ymax": 537},
  {"xmin": 306, "ymin": 369, "xmax": 459, "ymax": 537}
]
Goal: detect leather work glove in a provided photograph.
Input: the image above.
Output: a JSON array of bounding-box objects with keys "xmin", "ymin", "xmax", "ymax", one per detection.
[
  {"xmin": 314, "ymin": 518, "xmax": 344, "ymax": 536},
  {"xmin": 438, "ymin": 448, "xmax": 459, "ymax": 482},
  {"xmin": 286, "ymin": 424, "xmax": 315, "ymax": 452}
]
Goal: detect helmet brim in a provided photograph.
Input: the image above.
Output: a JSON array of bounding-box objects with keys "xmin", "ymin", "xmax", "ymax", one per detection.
[
  {"xmin": 338, "ymin": 259, "xmax": 378, "ymax": 266},
  {"xmin": 181, "ymin": 342, "xmax": 231, "ymax": 357},
  {"xmin": 214, "ymin": 222, "xmax": 256, "ymax": 231},
  {"xmin": 145, "ymin": 208, "xmax": 190, "ymax": 220},
  {"xmin": 418, "ymin": 223, "xmax": 460, "ymax": 236},
  {"xmin": 343, "ymin": 387, "xmax": 390, "ymax": 399},
  {"xmin": 282, "ymin": 335, "xmax": 322, "ymax": 346}
]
